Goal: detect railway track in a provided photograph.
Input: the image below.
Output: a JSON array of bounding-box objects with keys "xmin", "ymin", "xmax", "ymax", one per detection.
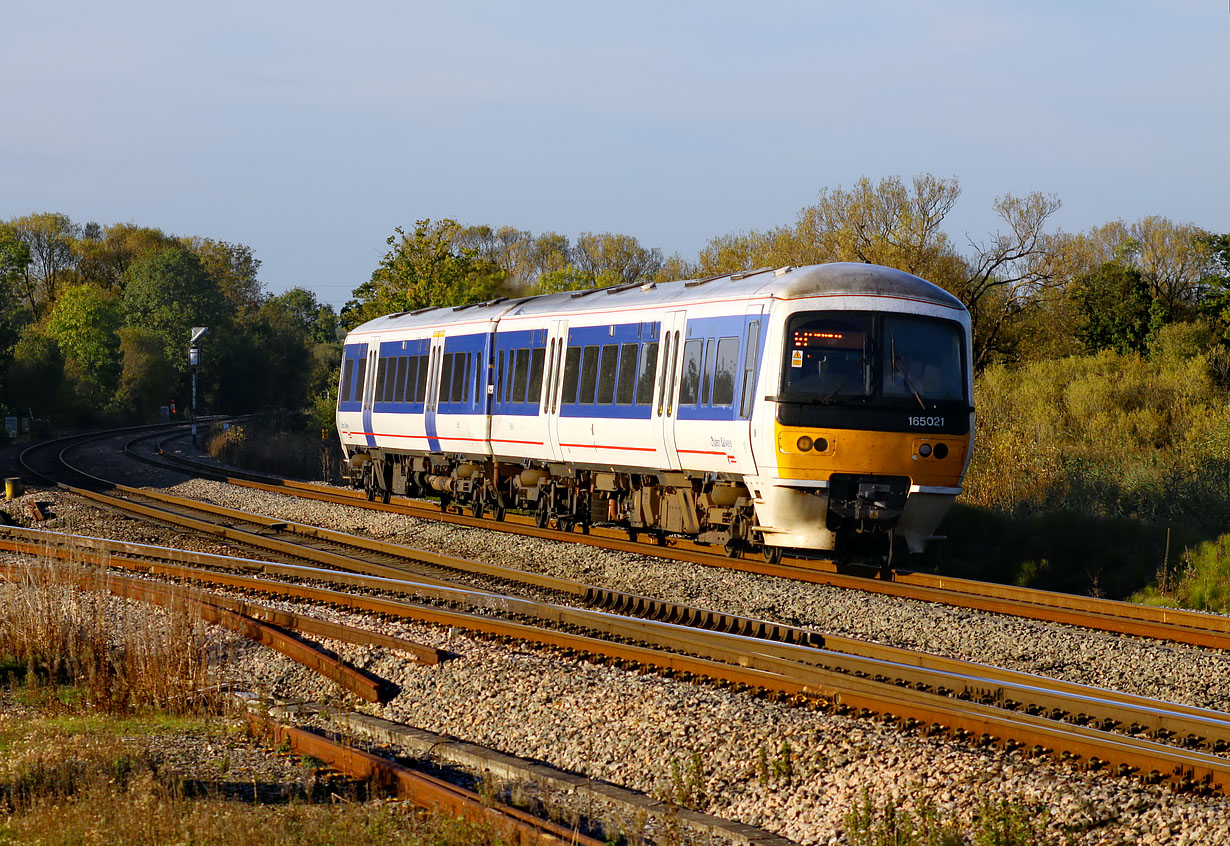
[
  {"xmin": 129, "ymin": 429, "xmax": 1230, "ymax": 653},
  {"xmin": 7, "ymin": 428, "xmax": 1230, "ymax": 795}
]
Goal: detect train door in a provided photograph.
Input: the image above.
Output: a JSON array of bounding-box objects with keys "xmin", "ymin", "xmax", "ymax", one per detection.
[
  {"xmin": 423, "ymin": 332, "xmax": 446, "ymax": 453},
  {"xmin": 732, "ymin": 304, "xmax": 764, "ymax": 475},
  {"xmin": 360, "ymin": 344, "xmax": 379, "ymax": 447},
  {"xmin": 542, "ymin": 319, "xmax": 568, "ymax": 461},
  {"xmin": 655, "ymin": 310, "xmax": 686, "ymax": 470}
]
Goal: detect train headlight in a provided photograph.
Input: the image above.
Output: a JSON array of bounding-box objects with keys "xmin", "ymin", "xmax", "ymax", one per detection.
[
  {"xmin": 918, "ymin": 443, "xmax": 933, "ymax": 458},
  {"xmin": 934, "ymin": 443, "xmax": 948, "ymax": 459},
  {"xmin": 796, "ymin": 436, "xmax": 813, "ymax": 452}
]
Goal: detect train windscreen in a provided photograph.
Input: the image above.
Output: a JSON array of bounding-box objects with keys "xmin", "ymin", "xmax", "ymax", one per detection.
[{"xmin": 781, "ymin": 312, "xmax": 965, "ymax": 407}]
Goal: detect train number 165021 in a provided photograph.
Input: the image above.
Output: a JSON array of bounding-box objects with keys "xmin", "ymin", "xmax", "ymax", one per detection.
[{"xmin": 908, "ymin": 415, "xmax": 945, "ymax": 427}]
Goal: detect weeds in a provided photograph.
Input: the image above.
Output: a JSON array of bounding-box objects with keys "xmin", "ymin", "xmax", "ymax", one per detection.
[
  {"xmin": 0, "ymin": 556, "xmax": 232, "ymax": 716},
  {"xmin": 844, "ymin": 790, "xmax": 1053, "ymax": 846}
]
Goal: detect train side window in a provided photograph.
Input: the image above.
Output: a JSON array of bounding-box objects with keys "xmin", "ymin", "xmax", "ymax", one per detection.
[
  {"xmin": 579, "ymin": 345, "xmax": 600, "ymax": 404},
  {"xmin": 700, "ymin": 339, "xmax": 715, "ymax": 405},
  {"xmin": 543, "ymin": 341, "xmax": 557, "ymax": 411},
  {"xmin": 438, "ymin": 351, "xmax": 453, "ymax": 405},
  {"xmin": 393, "ymin": 357, "xmax": 406, "ymax": 403},
  {"xmin": 375, "ymin": 357, "xmax": 388, "ymax": 404},
  {"xmin": 615, "ymin": 342, "xmax": 637, "ymax": 404},
  {"xmin": 513, "ymin": 348, "xmax": 530, "ymax": 402},
  {"xmin": 597, "ymin": 344, "xmax": 618, "ymax": 404},
  {"xmin": 415, "ymin": 355, "xmax": 428, "ymax": 404},
  {"xmin": 341, "ymin": 359, "xmax": 354, "ymax": 403},
  {"xmin": 451, "ymin": 352, "xmax": 465, "ymax": 403},
  {"xmin": 679, "ymin": 339, "xmax": 702, "ymax": 405},
  {"xmin": 665, "ymin": 330, "xmax": 681, "ymax": 415},
  {"xmin": 529, "ymin": 347, "xmax": 546, "ymax": 408},
  {"xmin": 386, "ymin": 358, "xmax": 399, "ymax": 403},
  {"xmin": 404, "ymin": 354, "xmax": 417, "ymax": 404},
  {"xmin": 635, "ymin": 342, "xmax": 658, "ymax": 406},
  {"xmin": 655, "ymin": 334, "xmax": 672, "ymax": 416},
  {"xmin": 496, "ymin": 351, "xmax": 505, "ymax": 404},
  {"xmin": 713, "ymin": 337, "xmax": 739, "ymax": 405},
  {"xmin": 561, "ymin": 346, "xmax": 582, "ymax": 405}
]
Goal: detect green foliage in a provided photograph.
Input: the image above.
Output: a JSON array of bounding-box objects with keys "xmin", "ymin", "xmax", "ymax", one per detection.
[
  {"xmin": 5, "ymin": 327, "xmax": 66, "ymax": 419},
  {"xmin": 953, "ymin": 341, "xmax": 1230, "ymax": 596},
  {"xmin": 345, "ymin": 219, "xmax": 509, "ymax": 325},
  {"xmin": 122, "ymin": 246, "xmax": 231, "ymax": 379},
  {"xmin": 112, "ymin": 327, "xmax": 178, "ymax": 420},
  {"xmin": 1069, "ymin": 261, "xmax": 1153, "ymax": 354},
  {"xmin": 844, "ymin": 791, "xmax": 1051, "ymax": 846},
  {"xmin": 45, "ymin": 284, "xmax": 123, "ymax": 407},
  {"xmin": 1133, "ymin": 533, "xmax": 1230, "ymax": 613}
]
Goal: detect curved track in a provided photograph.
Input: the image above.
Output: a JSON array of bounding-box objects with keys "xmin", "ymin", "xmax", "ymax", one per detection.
[{"xmin": 6, "ymin": 426, "xmax": 1230, "ymax": 794}]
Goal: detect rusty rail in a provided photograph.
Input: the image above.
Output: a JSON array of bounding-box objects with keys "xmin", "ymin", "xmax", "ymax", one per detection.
[{"xmin": 247, "ymin": 714, "xmax": 606, "ymax": 846}]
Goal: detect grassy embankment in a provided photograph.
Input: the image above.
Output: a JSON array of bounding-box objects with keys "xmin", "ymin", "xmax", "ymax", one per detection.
[
  {"xmin": 0, "ymin": 555, "xmax": 502, "ymax": 846},
  {"xmin": 949, "ymin": 325, "xmax": 1230, "ymax": 609}
]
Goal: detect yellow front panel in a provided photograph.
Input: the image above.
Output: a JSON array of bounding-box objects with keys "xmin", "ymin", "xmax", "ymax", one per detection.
[{"xmin": 773, "ymin": 422, "xmax": 969, "ymax": 487}]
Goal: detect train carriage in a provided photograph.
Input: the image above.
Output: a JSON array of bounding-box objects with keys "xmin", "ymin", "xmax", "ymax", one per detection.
[{"xmin": 337, "ymin": 262, "xmax": 973, "ymax": 563}]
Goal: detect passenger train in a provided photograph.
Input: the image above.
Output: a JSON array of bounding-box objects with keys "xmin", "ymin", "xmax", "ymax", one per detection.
[{"xmin": 335, "ymin": 263, "xmax": 973, "ymax": 564}]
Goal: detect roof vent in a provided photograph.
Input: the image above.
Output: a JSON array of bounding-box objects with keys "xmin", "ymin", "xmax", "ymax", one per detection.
[{"xmin": 774, "ymin": 266, "xmax": 794, "ymax": 277}]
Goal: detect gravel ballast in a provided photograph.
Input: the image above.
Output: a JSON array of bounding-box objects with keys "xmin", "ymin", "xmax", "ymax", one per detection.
[{"xmin": 5, "ymin": 449, "xmax": 1230, "ymax": 844}]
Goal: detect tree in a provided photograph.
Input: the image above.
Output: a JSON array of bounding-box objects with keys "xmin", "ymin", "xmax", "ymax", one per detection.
[
  {"xmin": 957, "ymin": 192, "xmax": 1063, "ymax": 366},
  {"xmin": 346, "ymin": 219, "xmax": 508, "ymax": 326},
  {"xmin": 122, "ymin": 247, "xmax": 231, "ymax": 378},
  {"xmin": 45, "ymin": 284, "xmax": 123, "ymax": 408},
  {"xmin": 75, "ymin": 223, "xmax": 178, "ymax": 292},
  {"xmin": 186, "ymin": 238, "xmax": 264, "ymax": 315},
  {"xmin": 572, "ymin": 232, "xmax": 663, "ymax": 284},
  {"xmin": 111, "ymin": 327, "xmax": 177, "ymax": 420},
  {"xmin": 264, "ymin": 287, "xmax": 339, "ymax": 345},
  {"xmin": 6, "ymin": 212, "xmax": 79, "ymax": 317},
  {"xmin": 5, "ymin": 327, "xmax": 66, "ymax": 419},
  {"xmin": 1069, "ymin": 262, "xmax": 1155, "ymax": 355}
]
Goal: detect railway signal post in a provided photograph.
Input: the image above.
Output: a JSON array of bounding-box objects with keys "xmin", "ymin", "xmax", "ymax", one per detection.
[{"xmin": 189, "ymin": 326, "xmax": 207, "ymax": 448}]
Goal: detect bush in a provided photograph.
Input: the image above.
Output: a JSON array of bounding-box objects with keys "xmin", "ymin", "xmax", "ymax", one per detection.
[{"xmin": 949, "ymin": 338, "xmax": 1230, "ymax": 600}]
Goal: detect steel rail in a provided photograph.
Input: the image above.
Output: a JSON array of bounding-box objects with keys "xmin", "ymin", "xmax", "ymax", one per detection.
[
  {"xmin": 6, "ymin": 524, "xmax": 1230, "ymax": 755},
  {"xmin": 0, "ymin": 529, "xmax": 445, "ymax": 665},
  {"xmin": 7, "ymin": 527, "xmax": 1228, "ymax": 793},
  {"xmin": 247, "ymin": 715, "xmax": 606, "ymax": 846},
  {"xmin": 0, "ymin": 559, "xmax": 394, "ymax": 703},
  {"xmin": 135, "ymin": 434, "xmax": 1230, "ymax": 652}
]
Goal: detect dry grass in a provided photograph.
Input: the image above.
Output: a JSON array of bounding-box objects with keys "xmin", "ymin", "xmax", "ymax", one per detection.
[
  {"xmin": 0, "ymin": 552, "xmax": 506, "ymax": 845},
  {"xmin": 0, "ymin": 556, "xmax": 232, "ymax": 715},
  {"xmin": 0, "ymin": 713, "xmax": 506, "ymax": 845}
]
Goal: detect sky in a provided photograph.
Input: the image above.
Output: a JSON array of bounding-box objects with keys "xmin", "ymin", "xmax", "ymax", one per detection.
[{"xmin": 3, "ymin": 1, "xmax": 1228, "ymax": 310}]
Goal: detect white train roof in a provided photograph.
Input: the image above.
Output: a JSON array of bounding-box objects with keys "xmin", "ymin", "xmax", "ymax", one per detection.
[{"xmin": 347, "ymin": 263, "xmax": 965, "ymax": 337}]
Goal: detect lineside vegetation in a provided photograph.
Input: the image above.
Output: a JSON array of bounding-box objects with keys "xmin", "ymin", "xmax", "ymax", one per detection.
[{"xmin": 3, "ymin": 175, "xmax": 1229, "ymax": 608}]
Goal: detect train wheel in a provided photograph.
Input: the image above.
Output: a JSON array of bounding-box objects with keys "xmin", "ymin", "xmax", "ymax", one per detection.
[
  {"xmin": 493, "ymin": 504, "xmax": 506, "ymax": 522},
  {"xmin": 762, "ymin": 545, "xmax": 784, "ymax": 565},
  {"xmin": 724, "ymin": 539, "xmax": 742, "ymax": 559},
  {"xmin": 578, "ymin": 521, "xmax": 590, "ymax": 535},
  {"xmin": 365, "ymin": 484, "xmax": 376, "ymax": 502},
  {"xmin": 557, "ymin": 519, "xmax": 572, "ymax": 533},
  {"xmin": 535, "ymin": 500, "xmax": 549, "ymax": 529},
  {"xmin": 439, "ymin": 494, "xmax": 451, "ymax": 514},
  {"xmin": 470, "ymin": 498, "xmax": 483, "ymax": 518},
  {"xmin": 655, "ymin": 533, "xmax": 668, "ymax": 546},
  {"xmin": 626, "ymin": 528, "xmax": 639, "ymax": 542},
  {"xmin": 381, "ymin": 487, "xmax": 391, "ymax": 504}
]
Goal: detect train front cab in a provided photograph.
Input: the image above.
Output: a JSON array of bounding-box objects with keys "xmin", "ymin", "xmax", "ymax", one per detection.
[{"xmin": 748, "ymin": 301, "xmax": 973, "ymax": 561}]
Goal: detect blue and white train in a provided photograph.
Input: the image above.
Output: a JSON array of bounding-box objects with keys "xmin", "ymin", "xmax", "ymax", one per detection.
[{"xmin": 336, "ymin": 263, "xmax": 974, "ymax": 562}]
